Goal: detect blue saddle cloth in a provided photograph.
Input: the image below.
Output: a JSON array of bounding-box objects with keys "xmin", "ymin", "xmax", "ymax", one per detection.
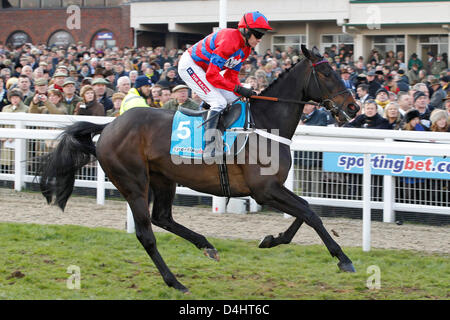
[{"xmin": 170, "ymin": 101, "xmax": 247, "ymax": 159}]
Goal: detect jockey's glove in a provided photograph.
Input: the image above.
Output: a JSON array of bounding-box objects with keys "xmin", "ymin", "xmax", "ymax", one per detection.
[{"xmin": 234, "ymin": 85, "xmax": 256, "ymax": 98}]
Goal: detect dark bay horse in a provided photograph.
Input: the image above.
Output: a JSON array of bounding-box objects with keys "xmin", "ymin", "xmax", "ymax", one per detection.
[{"xmin": 37, "ymin": 45, "xmax": 359, "ymax": 293}]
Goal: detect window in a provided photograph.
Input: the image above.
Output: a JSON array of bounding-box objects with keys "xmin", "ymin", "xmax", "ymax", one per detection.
[
  {"xmin": 321, "ymin": 34, "xmax": 354, "ymax": 54},
  {"xmin": 272, "ymin": 35, "xmax": 306, "ymax": 55},
  {"xmin": 372, "ymin": 35, "xmax": 405, "ymax": 57},
  {"xmin": 419, "ymin": 34, "xmax": 448, "ymax": 56},
  {"xmin": 6, "ymin": 31, "xmax": 32, "ymax": 47},
  {"xmin": 41, "ymin": 0, "xmax": 62, "ymax": 7},
  {"xmin": 92, "ymin": 30, "xmax": 116, "ymax": 49},
  {"xmin": 47, "ymin": 30, "xmax": 75, "ymax": 48}
]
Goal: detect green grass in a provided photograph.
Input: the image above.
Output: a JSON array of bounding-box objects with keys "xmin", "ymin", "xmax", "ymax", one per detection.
[{"xmin": 0, "ymin": 222, "xmax": 448, "ymax": 300}]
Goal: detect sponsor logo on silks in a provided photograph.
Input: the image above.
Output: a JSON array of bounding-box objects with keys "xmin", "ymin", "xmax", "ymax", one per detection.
[
  {"xmin": 187, "ymin": 67, "xmax": 211, "ymax": 94},
  {"xmin": 224, "ymin": 56, "xmax": 242, "ymax": 69}
]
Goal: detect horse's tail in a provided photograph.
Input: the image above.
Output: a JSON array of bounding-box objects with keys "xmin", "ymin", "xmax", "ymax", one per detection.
[{"xmin": 36, "ymin": 121, "xmax": 108, "ymax": 211}]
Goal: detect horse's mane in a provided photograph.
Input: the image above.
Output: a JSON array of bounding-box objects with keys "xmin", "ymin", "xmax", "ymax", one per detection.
[{"xmin": 259, "ymin": 58, "xmax": 304, "ymax": 96}]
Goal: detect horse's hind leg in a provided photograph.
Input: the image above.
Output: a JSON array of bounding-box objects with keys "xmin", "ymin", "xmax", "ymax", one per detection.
[
  {"xmin": 254, "ymin": 183, "xmax": 355, "ymax": 273},
  {"xmin": 259, "ymin": 196, "xmax": 311, "ymax": 248},
  {"xmin": 128, "ymin": 195, "xmax": 189, "ymax": 292},
  {"xmin": 104, "ymin": 162, "xmax": 188, "ymax": 292},
  {"xmin": 259, "ymin": 218, "xmax": 304, "ymax": 248},
  {"xmin": 149, "ymin": 172, "xmax": 219, "ymax": 261}
]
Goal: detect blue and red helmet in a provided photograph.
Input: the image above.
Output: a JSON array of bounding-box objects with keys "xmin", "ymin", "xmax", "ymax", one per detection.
[{"xmin": 238, "ymin": 11, "xmax": 272, "ymax": 32}]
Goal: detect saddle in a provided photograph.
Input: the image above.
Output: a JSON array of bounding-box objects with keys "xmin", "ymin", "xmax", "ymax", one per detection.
[
  {"xmin": 178, "ymin": 102, "xmax": 245, "ymax": 132},
  {"xmin": 170, "ymin": 101, "xmax": 250, "ymax": 159}
]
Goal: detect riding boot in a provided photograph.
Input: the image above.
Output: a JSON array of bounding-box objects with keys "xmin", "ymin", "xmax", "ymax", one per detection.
[{"xmin": 203, "ymin": 110, "xmax": 224, "ymax": 160}]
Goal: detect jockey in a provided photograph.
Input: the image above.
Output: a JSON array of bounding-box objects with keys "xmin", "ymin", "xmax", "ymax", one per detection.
[
  {"xmin": 178, "ymin": 11, "xmax": 272, "ymax": 160},
  {"xmin": 119, "ymin": 75, "xmax": 152, "ymax": 115}
]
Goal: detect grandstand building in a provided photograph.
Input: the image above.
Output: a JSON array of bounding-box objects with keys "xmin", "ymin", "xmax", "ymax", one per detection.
[{"xmin": 0, "ymin": 0, "xmax": 449, "ymax": 64}]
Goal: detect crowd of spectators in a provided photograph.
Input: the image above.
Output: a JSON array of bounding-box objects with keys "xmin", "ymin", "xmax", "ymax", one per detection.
[{"xmin": 0, "ymin": 41, "xmax": 449, "ymax": 134}]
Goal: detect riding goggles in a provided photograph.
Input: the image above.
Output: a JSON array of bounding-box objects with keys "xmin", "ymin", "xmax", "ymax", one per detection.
[{"xmin": 250, "ymin": 29, "xmax": 265, "ymax": 39}]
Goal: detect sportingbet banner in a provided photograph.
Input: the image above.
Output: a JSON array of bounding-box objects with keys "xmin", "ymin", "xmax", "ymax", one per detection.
[{"xmin": 322, "ymin": 153, "xmax": 450, "ymax": 180}]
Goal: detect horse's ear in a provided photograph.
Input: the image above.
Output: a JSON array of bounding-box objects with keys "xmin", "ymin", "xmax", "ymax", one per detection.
[
  {"xmin": 301, "ymin": 45, "xmax": 311, "ymax": 60},
  {"xmin": 312, "ymin": 46, "xmax": 322, "ymax": 58}
]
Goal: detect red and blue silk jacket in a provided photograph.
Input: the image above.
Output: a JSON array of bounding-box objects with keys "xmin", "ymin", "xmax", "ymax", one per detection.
[{"xmin": 187, "ymin": 28, "xmax": 251, "ymax": 92}]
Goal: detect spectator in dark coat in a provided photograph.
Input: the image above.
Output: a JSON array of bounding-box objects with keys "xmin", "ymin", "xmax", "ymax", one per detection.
[
  {"xmin": 413, "ymin": 91, "xmax": 431, "ymax": 129},
  {"xmin": 92, "ymin": 78, "xmax": 113, "ymax": 113},
  {"xmin": 300, "ymin": 101, "xmax": 329, "ymax": 126},
  {"xmin": 366, "ymin": 70, "xmax": 382, "ymax": 98},
  {"xmin": 344, "ymin": 100, "xmax": 391, "ymax": 129}
]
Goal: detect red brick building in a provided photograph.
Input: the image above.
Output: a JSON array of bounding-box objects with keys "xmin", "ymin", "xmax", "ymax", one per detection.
[{"xmin": 0, "ymin": 1, "xmax": 133, "ymax": 49}]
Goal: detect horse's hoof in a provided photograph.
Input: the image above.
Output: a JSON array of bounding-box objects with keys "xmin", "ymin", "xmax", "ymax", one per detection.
[
  {"xmin": 258, "ymin": 235, "xmax": 274, "ymax": 248},
  {"xmin": 203, "ymin": 248, "xmax": 220, "ymax": 262},
  {"xmin": 338, "ymin": 261, "xmax": 356, "ymax": 273}
]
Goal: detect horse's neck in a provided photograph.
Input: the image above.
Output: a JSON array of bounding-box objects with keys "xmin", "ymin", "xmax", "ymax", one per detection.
[{"xmin": 251, "ymin": 68, "xmax": 306, "ymax": 139}]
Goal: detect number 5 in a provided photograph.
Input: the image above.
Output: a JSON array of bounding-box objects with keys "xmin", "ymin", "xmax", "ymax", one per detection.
[{"xmin": 177, "ymin": 120, "xmax": 191, "ymax": 139}]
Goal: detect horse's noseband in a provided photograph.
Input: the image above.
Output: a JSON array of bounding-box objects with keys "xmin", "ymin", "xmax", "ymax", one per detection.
[{"xmin": 306, "ymin": 59, "xmax": 353, "ymax": 122}]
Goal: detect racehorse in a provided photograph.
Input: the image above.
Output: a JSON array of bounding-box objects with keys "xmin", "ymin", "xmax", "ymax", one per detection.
[{"xmin": 37, "ymin": 45, "xmax": 359, "ymax": 293}]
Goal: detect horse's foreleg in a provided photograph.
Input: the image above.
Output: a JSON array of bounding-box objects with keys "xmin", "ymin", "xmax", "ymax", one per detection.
[
  {"xmin": 256, "ymin": 183, "xmax": 355, "ymax": 273},
  {"xmin": 150, "ymin": 173, "xmax": 219, "ymax": 261}
]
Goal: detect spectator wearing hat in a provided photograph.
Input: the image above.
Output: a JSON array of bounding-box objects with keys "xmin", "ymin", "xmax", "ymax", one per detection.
[
  {"xmin": 425, "ymin": 51, "xmax": 435, "ymax": 75},
  {"xmin": 1, "ymin": 89, "xmax": 28, "ymax": 172},
  {"xmin": 402, "ymin": 109, "xmax": 425, "ymax": 131},
  {"xmin": 73, "ymin": 85, "xmax": 105, "ymax": 116},
  {"xmin": 107, "ymin": 92, "xmax": 125, "ymax": 117},
  {"xmin": 119, "ymin": 75, "xmax": 151, "ymax": 115},
  {"xmin": 78, "ymin": 62, "xmax": 91, "ymax": 82},
  {"xmin": 61, "ymin": 78, "xmax": 82, "ymax": 115},
  {"xmin": 156, "ymin": 66, "xmax": 184, "ymax": 90},
  {"xmin": 162, "ymin": 84, "xmax": 199, "ymax": 111},
  {"xmin": 28, "ymin": 88, "xmax": 67, "ymax": 115},
  {"xmin": 429, "ymin": 78, "xmax": 446, "ymax": 110},
  {"xmin": 344, "ymin": 100, "xmax": 390, "ymax": 129},
  {"xmin": 374, "ymin": 88, "xmax": 390, "ymax": 115},
  {"xmin": 443, "ymin": 92, "xmax": 450, "ymax": 117},
  {"xmin": 429, "ymin": 109, "xmax": 449, "ymax": 132},
  {"xmin": 366, "ymin": 70, "xmax": 382, "ymax": 98},
  {"xmin": 413, "ymin": 91, "xmax": 431, "ymax": 129},
  {"xmin": 51, "ymin": 71, "xmax": 67, "ymax": 92},
  {"xmin": 92, "ymin": 78, "xmax": 113, "ymax": 113},
  {"xmin": 2, "ymin": 89, "xmax": 28, "ymax": 113},
  {"xmin": 431, "ymin": 54, "xmax": 447, "ymax": 77},
  {"xmin": 143, "ymin": 63, "xmax": 160, "ymax": 84},
  {"xmin": 407, "ymin": 63, "xmax": 420, "ymax": 85},
  {"xmin": 103, "ymin": 69, "xmax": 116, "ymax": 91},
  {"xmin": 408, "ymin": 53, "xmax": 423, "ymax": 71},
  {"xmin": 24, "ymin": 78, "xmax": 48, "ymax": 106},
  {"xmin": 440, "ymin": 75, "xmax": 449, "ymax": 94}
]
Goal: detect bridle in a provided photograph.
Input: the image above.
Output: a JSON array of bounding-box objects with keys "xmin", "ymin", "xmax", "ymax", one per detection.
[{"xmin": 304, "ymin": 59, "xmax": 354, "ymax": 122}]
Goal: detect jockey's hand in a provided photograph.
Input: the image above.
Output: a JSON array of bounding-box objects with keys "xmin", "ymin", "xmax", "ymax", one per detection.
[{"xmin": 234, "ymin": 85, "xmax": 256, "ymax": 98}]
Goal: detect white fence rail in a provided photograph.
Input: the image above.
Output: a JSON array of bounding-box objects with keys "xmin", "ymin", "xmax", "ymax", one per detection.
[{"xmin": 1, "ymin": 113, "xmax": 449, "ymax": 251}]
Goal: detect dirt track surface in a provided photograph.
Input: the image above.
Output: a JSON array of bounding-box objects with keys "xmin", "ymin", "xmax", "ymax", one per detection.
[{"xmin": 0, "ymin": 188, "xmax": 448, "ymax": 254}]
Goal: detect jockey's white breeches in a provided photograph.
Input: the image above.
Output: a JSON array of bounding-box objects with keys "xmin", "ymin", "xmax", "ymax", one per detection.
[{"xmin": 178, "ymin": 51, "xmax": 239, "ymax": 112}]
